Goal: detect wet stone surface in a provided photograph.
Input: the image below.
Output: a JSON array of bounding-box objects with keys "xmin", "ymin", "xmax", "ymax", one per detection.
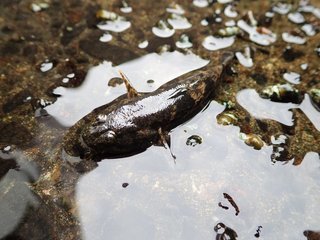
[{"xmin": 1, "ymin": 0, "xmax": 320, "ymax": 239}]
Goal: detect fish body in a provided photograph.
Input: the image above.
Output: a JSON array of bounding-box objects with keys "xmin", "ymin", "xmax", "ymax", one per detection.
[{"xmin": 63, "ymin": 55, "xmax": 232, "ymax": 160}]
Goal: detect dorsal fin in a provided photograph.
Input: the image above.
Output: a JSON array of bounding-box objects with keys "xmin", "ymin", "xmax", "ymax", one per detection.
[{"xmin": 118, "ymin": 70, "xmax": 139, "ymax": 98}]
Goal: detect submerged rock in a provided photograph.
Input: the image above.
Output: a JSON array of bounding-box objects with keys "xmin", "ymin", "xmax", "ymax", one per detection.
[
  {"xmin": 308, "ymin": 89, "xmax": 320, "ymax": 111},
  {"xmin": 260, "ymin": 84, "xmax": 303, "ymax": 104}
]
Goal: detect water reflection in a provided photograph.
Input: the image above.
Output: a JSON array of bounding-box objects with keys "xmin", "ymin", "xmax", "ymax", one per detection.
[
  {"xmin": 75, "ymin": 102, "xmax": 320, "ymax": 239},
  {"xmin": 236, "ymin": 89, "xmax": 297, "ymax": 126},
  {"xmin": 0, "ymin": 150, "xmax": 39, "ymax": 239},
  {"xmin": 237, "ymin": 89, "xmax": 320, "ymax": 131}
]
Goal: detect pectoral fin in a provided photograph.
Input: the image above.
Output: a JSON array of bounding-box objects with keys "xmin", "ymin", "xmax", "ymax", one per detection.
[
  {"xmin": 158, "ymin": 128, "xmax": 176, "ymax": 162},
  {"xmin": 118, "ymin": 70, "xmax": 139, "ymax": 98}
]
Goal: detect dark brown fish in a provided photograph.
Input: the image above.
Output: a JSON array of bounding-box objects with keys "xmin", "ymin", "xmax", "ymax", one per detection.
[{"xmin": 63, "ymin": 53, "xmax": 233, "ymax": 160}]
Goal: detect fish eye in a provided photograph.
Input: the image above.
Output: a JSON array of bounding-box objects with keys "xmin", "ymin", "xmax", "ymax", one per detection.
[{"xmin": 106, "ymin": 130, "xmax": 116, "ymax": 139}]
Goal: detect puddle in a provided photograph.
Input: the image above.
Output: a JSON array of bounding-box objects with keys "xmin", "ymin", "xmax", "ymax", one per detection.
[
  {"xmin": 75, "ymin": 102, "xmax": 320, "ymax": 239},
  {"xmin": 2, "ymin": 0, "xmax": 320, "ymax": 239},
  {"xmin": 45, "ymin": 51, "xmax": 209, "ymax": 127}
]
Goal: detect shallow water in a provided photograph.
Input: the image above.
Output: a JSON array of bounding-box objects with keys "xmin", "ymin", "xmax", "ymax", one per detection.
[
  {"xmin": 75, "ymin": 101, "xmax": 320, "ymax": 240},
  {"xmin": 1, "ymin": 0, "xmax": 320, "ymax": 239},
  {"xmin": 46, "ymin": 51, "xmax": 320, "ymax": 239}
]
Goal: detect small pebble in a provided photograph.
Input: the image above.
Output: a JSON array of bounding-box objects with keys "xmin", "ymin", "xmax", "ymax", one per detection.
[{"xmin": 122, "ymin": 183, "xmax": 129, "ymax": 188}]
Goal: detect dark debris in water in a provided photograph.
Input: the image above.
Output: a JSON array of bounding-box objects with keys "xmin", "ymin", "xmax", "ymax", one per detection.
[
  {"xmin": 282, "ymin": 46, "xmax": 304, "ymax": 62},
  {"xmin": 214, "ymin": 222, "xmax": 238, "ymax": 240},
  {"xmin": 122, "ymin": 182, "xmax": 129, "ymax": 188},
  {"xmin": 250, "ymin": 73, "xmax": 267, "ymax": 86},
  {"xmin": 223, "ymin": 192, "xmax": 240, "ymax": 216},
  {"xmin": 186, "ymin": 135, "xmax": 203, "ymax": 147},
  {"xmin": 260, "ymin": 84, "xmax": 303, "ymax": 104},
  {"xmin": 254, "ymin": 226, "xmax": 263, "ymax": 238}
]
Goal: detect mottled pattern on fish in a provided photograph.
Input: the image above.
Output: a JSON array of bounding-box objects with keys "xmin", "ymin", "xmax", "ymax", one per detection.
[{"xmin": 63, "ymin": 56, "xmax": 232, "ymax": 160}]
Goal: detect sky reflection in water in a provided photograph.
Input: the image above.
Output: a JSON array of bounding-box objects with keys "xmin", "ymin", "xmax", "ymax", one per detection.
[
  {"xmin": 45, "ymin": 51, "xmax": 320, "ymax": 239},
  {"xmin": 237, "ymin": 89, "xmax": 320, "ymax": 131},
  {"xmin": 76, "ymin": 102, "xmax": 320, "ymax": 240}
]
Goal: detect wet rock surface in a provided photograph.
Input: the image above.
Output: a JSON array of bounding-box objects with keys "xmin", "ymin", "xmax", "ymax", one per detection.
[{"xmin": 0, "ymin": 0, "xmax": 320, "ymax": 239}]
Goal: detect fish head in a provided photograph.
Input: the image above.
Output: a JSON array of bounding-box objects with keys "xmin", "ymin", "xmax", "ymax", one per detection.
[
  {"xmin": 80, "ymin": 113, "xmax": 146, "ymax": 157},
  {"xmin": 81, "ymin": 114, "xmax": 122, "ymax": 148}
]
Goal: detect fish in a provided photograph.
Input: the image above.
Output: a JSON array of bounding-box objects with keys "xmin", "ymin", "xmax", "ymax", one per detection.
[{"xmin": 63, "ymin": 52, "xmax": 233, "ymax": 160}]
